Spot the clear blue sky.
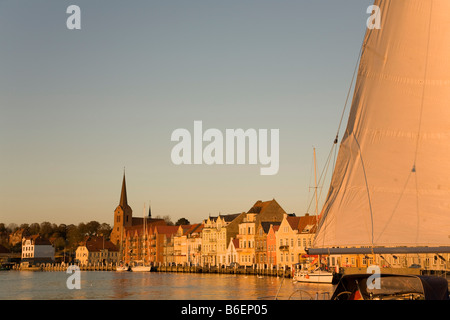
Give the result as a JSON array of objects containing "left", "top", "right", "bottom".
[{"left": 0, "top": 0, "right": 373, "bottom": 225}]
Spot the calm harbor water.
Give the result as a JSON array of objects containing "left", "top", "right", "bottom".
[{"left": 0, "top": 271, "right": 335, "bottom": 300}]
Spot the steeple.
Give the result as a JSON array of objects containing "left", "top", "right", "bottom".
[
  {"left": 148, "top": 200, "right": 152, "bottom": 218},
  {"left": 120, "top": 170, "right": 128, "bottom": 208}
]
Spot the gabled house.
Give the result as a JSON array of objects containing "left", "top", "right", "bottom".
[
  {"left": 236, "top": 199, "right": 286, "bottom": 267},
  {"left": 21, "top": 235, "right": 54, "bottom": 264},
  {"left": 267, "top": 224, "right": 280, "bottom": 267},
  {"left": 75, "top": 236, "right": 119, "bottom": 265},
  {"left": 226, "top": 237, "right": 240, "bottom": 266},
  {"left": 276, "top": 213, "right": 317, "bottom": 268},
  {"left": 255, "top": 221, "right": 281, "bottom": 268}
]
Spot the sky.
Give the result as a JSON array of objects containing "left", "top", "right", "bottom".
[{"left": 0, "top": 0, "right": 374, "bottom": 225}]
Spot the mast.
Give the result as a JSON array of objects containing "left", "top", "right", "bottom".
[{"left": 313, "top": 147, "right": 318, "bottom": 223}]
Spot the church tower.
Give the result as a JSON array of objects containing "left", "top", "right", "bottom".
[{"left": 110, "top": 172, "right": 133, "bottom": 245}]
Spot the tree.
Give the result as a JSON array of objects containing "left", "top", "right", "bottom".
[
  {"left": 98, "top": 223, "right": 112, "bottom": 239},
  {"left": 175, "top": 218, "right": 190, "bottom": 226},
  {"left": 40, "top": 222, "right": 53, "bottom": 238},
  {"left": 67, "top": 224, "right": 83, "bottom": 250},
  {"left": 85, "top": 221, "right": 100, "bottom": 236},
  {"left": 29, "top": 223, "right": 40, "bottom": 235},
  {"left": 156, "top": 215, "right": 174, "bottom": 226},
  {"left": 53, "top": 237, "right": 66, "bottom": 251},
  {"left": 6, "top": 223, "right": 18, "bottom": 233}
]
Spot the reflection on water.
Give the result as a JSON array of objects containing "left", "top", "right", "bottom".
[{"left": 0, "top": 271, "right": 336, "bottom": 300}]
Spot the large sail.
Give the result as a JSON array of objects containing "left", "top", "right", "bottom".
[{"left": 313, "top": 0, "right": 450, "bottom": 250}]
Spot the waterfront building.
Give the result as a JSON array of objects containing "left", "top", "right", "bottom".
[
  {"left": 236, "top": 199, "right": 286, "bottom": 267},
  {"left": 21, "top": 235, "right": 54, "bottom": 264},
  {"left": 186, "top": 224, "right": 203, "bottom": 266},
  {"left": 122, "top": 223, "right": 154, "bottom": 265},
  {"left": 173, "top": 224, "right": 195, "bottom": 265},
  {"left": 75, "top": 236, "right": 119, "bottom": 265},
  {"left": 255, "top": 221, "right": 280, "bottom": 269},
  {"left": 154, "top": 225, "right": 179, "bottom": 265},
  {"left": 266, "top": 224, "right": 279, "bottom": 267},
  {"left": 110, "top": 172, "right": 165, "bottom": 246},
  {"left": 226, "top": 237, "right": 239, "bottom": 265},
  {"left": 276, "top": 213, "right": 317, "bottom": 269},
  {"left": 216, "top": 213, "right": 245, "bottom": 267},
  {"left": 201, "top": 213, "right": 245, "bottom": 267}
]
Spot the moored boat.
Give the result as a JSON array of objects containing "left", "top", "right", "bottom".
[{"left": 131, "top": 260, "right": 151, "bottom": 272}]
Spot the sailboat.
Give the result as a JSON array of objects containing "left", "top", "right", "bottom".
[
  {"left": 293, "top": 148, "right": 334, "bottom": 284},
  {"left": 131, "top": 203, "right": 151, "bottom": 272},
  {"left": 116, "top": 228, "right": 130, "bottom": 272},
  {"left": 307, "top": 0, "right": 450, "bottom": 300}
]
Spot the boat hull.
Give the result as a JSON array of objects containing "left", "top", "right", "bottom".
[
  {"left": 131, "top": 266, "right": 151, "bottom": 272},
  {"left": 116, "top": 266, "right": 130, "bottom": 272},
  {"left": 293, "top": 272, "right": 334, "bottom": 284}
]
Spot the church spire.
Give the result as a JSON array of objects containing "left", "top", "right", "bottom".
[{"left": 120, "top": 169, "right": 128, "bottom": 208}]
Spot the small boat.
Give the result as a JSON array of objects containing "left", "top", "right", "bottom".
[
  {"left": 131, "top": 260, "right": 151, "bottom": 272},
  {"left": 293, "top": 267, "right": 334, "bottom": 284},
  {"left": 331, "top": 274, "right": 449, "bottom": 300},
  {"left": 116, "top": 262, "right": 130, "bottom": 272},
  {"left": 20, "top": 262, "right": 42, "bottom": 271}
]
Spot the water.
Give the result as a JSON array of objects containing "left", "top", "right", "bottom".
[{"left": 0, "top": 271, "right": 335, "bottom": 300}]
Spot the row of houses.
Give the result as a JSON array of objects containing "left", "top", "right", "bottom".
[{"left": 109, "top": 199, "right": 318, "bottom": 269}]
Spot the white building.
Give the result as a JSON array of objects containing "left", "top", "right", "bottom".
[
  {"left": 75, "top": 236, "right": 119, "bottom": 265},
  {"left": 21, "top": 235, "right": 55, "bottom": 264},
  {"left": 226, "top": 237, "right": 240, "bottom": 266}
]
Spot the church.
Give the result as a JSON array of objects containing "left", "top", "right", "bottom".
[{"left": 110, "top": 172, "right": 165, "bottom": 245}]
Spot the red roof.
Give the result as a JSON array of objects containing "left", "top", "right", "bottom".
[
  {"left": 287, "top": 216, "right": 301, "bottom": 231},
  {"left": 155, "top": 225, "right": 179, "bottom": 235},
  {"left": 81, "top": 236, "right": 118, "bottom": 252}
]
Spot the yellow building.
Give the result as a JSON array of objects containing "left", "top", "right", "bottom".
[
  {"left": 276, "top": 213, "right": 317, "bottom": 269},
  {"left": 201, "top": 213, "right": 245, "bottom": 266},
  {"left": 75, "top": 236, "right": 119, "bottom": 265},
  {"left": 236, "top": 199, "right": 286, "bottom": 267}
]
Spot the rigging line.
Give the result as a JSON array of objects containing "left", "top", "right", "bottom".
[
  {"left": 352, "top": 132, "right": 374, "bottom": 247},
  {"left": 334, "top": 23, "right": 369, "bottom": 145},
  {"left": 313, "top": 16, "right": 374, "bottom": 249},
  {"left": 413, "top": 0, "right": 433, "bottom": 244},
  {"left": 413, "top": 0, "right": 433, "bottom": 167}
]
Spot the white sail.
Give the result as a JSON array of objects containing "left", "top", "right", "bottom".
[{"left": 313, "top": 0, "right": 450, "bottom": 249}]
